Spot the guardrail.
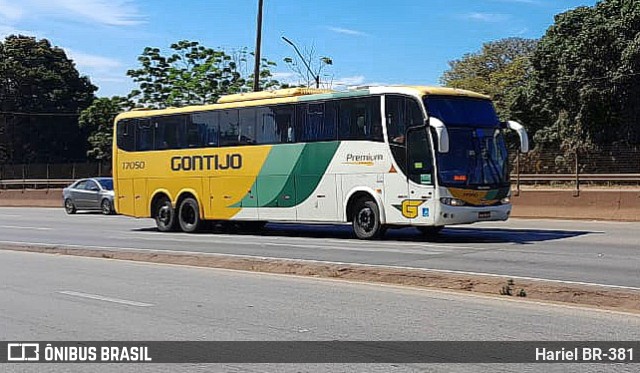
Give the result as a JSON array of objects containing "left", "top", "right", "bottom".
[
  {"left": 0, "top": 179, "right": 74, "bottom": 190},
  {"left": 2, "top": 174, "right": 640, "bottom": 194},
  {"left": 512, "top": 174, "right": 640, "bottom": 196}
]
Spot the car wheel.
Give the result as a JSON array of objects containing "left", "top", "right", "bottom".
[
  {"left": 352, "top": 199, "right": 385, "bottom": 240},
  {"left": 101, "top": 199, "right": 114, "bottom": 215},
  {"left": 64, "top": 199, "right": 77, "bottom": 214},
  {"left": 417, "top": 226, "right": 444, "bottom": 236},
  {"left": 178, "top": 197, "right": 202, "bottom": 233},
  {"left": 155, "top": 197, "right": 178, "bottom": 232}
]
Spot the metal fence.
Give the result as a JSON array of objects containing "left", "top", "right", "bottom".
[
  {"left": 1, "top": 145, "right": 639, "bottom": 192},
  {"left": 0, "top": 162, "right": 111, "bottom": 189},
  {"left": 510, "top": 145, "right": 640, "bottom": 194}
]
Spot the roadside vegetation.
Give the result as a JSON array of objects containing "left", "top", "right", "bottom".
[{"left": 0, "top": 0, "right": 638, "bottom": 165}]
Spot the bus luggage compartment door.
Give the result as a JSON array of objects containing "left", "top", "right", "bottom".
[{"left": 116, "top": 179, "right": 135, "bottom": 216}]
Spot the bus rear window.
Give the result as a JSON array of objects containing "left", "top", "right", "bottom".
[{"left": 116, "top": 120, "right": 135, "bottom": 151}]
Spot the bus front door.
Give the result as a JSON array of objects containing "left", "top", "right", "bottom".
[{"left": 406, "top": 128, "right": 436, "bottom": 227}]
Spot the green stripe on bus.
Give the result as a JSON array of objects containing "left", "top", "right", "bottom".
[{"left": 236, "top": 142, "right": 340, "bottom": 208}]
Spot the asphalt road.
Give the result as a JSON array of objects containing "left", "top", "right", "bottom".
[
  {"left": 0, "top": 207, "right": 638, "bottom": 288},
  {"left": 2, "top": 250, "right": 639, "bottom": 373}
]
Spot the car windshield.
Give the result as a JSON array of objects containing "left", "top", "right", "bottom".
[
  {"left": 97, "top": 179, "right": 113, "bottom": 190},
  {"left": 424, "top": 96, "right": 508, "bottom": 188}
]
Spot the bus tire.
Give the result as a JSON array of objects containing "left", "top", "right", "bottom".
[
  {"left": 155, "top": 196, "right": 178, "bottom": 232},
  {"left": 352, "top": 199, "right": 385, "bottom": 240},
  {"left": 178, "top": 197, "right": 202, "bottom": 233},
  {"left": 417, "top": 226, "right": 444, "bottom": 236}
]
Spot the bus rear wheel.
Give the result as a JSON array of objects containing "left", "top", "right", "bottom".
[
  {"left": 178, "top": 197, "right": 202, "bottom": 233},
  {"left": 155, "top": 197, "right": 178, "bottom": 232},
  {"left": 352, "top": 199, "right": 385, "bottom": 240}
]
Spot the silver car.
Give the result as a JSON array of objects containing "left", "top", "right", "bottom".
[{"left": 63, "top": 177, "right": 115, "bottom": 215}]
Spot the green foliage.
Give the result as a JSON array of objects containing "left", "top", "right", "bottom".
[
  {"left": 499, "top": 279, "right": 515, "bottom": 296},
  {"left": 0, "top": 35, "right": 96, "bottom": 163},
  {"left": 441, "top": 37, "right": 538, "bottom": 121},
  {"left": 79, "top": 96, "right": 132, "bottom": 161},
  {"left": 126, "top": 41, "right": 279, "bottom": 108},
  {"left": 513, "top": 0, "right": 640, "bottom": 151}
]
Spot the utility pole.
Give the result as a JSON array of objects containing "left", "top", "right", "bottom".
[
  {"left": 282, "top": 36, "right": 320, "bottom": 88},
  {"left": 253, "top": 0, "right": 264, "bottom": 92}
]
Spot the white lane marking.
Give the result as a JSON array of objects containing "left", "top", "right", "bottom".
[
  {"left": 1, "top": 240, "right": 639, "bottom": 292},
  {"left": 0, "top": 225, "right": 52, "bottom": 231},
  {"left": 57, "top": 291, "right": 153, "bottom": 307}
]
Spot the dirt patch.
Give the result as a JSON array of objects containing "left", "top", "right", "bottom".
[{"left": 2, "top": 244, "right": 638, "bottom": 314}]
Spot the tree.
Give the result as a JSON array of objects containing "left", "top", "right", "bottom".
[
  {"left": 282, "top": 42, "right": 333, "bottom": 88},
  {"left": 79, "top": 96, "right": 132, "bottom": 162},
  {"left": 441, "top": 37, "right": 537, "bottom": 121},
  {"left": 126, "top": 40, "right": 279, "bottom": 109},
  {"left": 0, "top": 35, "right": 96, "bottom": 163},
  {"left": 513, "top": 0, "right": 640, "bottom": 151}
]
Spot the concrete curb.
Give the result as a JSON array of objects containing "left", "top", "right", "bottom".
[{"left": 2, "top": 244, "right": 639, "bottom": 314}]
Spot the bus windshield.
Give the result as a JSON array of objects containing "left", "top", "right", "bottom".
[{"left": 424, "top": 96, "right": 509, "bottom": 188}]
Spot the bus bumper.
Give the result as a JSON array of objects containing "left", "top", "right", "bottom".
[{"left": 434, "top": 204, "right": 512, "bottom": 226}]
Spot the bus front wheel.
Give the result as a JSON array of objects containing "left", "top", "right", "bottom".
[
  {"left": 352, "top": 199, "right": 385, "bottom": 240},
  {"left": 178, "top": 197, "right": 202, "bottom": 233},
  {"left": 155, "top": 197, "right": 178, "bottom": 232}
]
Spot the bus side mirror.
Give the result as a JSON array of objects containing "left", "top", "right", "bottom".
[
  {"left": 506, "top": 120, "right": 529, "bottom": 153},
  {"left": 428, "top": 117, "right": 449, "bottom": 153}
]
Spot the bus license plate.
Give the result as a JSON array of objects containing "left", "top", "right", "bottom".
[{"left": 478, "top": 211, "right": 491, "bottom": 219}]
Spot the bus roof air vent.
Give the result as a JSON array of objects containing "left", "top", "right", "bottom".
[{"left": 218, "top": 88, "right": 334, "bottom": 104}]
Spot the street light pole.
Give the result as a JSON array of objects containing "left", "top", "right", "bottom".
[
  {"left": 282, "top": 36, "right": 320, "bottom": 88},
  {"left": 253, "top": 0, "right": 264, "bottom": 92}
]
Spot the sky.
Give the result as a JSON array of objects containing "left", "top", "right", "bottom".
[{"left": 0, "top": 0, "right": 599, "bottom": 97}]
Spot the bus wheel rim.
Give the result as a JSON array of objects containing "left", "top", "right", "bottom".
[
  {"left": 159, "top": 205, "right": 172, "bottom": 225},
  {"left": 357, "top": 208, "right": 374, "bottom": 232}
]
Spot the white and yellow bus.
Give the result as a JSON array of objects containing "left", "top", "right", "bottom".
[{"left": 112, "top": 86, "right": 528, "bottom": 239}]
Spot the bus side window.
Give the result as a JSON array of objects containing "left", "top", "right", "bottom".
[
  {"left": 322, "top": 101, "right": 338, "bottom": 141},
  {"left": 135, "top": 119, "right": 154, "bottom": 151},
  {"left": 386, "top": 95, "right": 423, "bottom": 144},
  {"left": 273, "top": 105, "right": 295, "bottom": 143},
  {"left": 257, "top": 107, "right": 277, "bottom": 144},
  {"left": 295, "top": 104, "right": 309, "bottom": 142},
  {"left": 190, "top": 111, "right": 218, "bottom": 147},
  {"left": 219, "top": 110, "right": 239, "bottom": 147},
  {"left": 238, "top": 108, "right": 257, "bottom": 145},
  {"left": 116, "top": 119, "right": 135, "bottom": 151},
  {"left": 338, "top": 97, "right": 382, "bottom": 141},
  {"left": 154, "top": 115, "right": 187, "bottom": 150},
  {"left": 296, "top": 103, "right": 336, "bottom": 142}
]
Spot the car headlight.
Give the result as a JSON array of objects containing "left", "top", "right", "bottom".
[
  {"left": 440, "top": 197, "right": 466, "bottom": 206},
  {"left": 501, "top": 197, "right": 511, "bottom": 205}
]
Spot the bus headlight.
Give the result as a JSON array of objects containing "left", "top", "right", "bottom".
[
  {"left": 501, "top": 197, "right": 511, "bottom": 205},
  {"left": 440, "top": 197, "right": 466, "bottom": 206}
]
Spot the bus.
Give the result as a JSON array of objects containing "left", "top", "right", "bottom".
[{"left": 112, "top": 86, "right": 529, "bottom": 239}]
